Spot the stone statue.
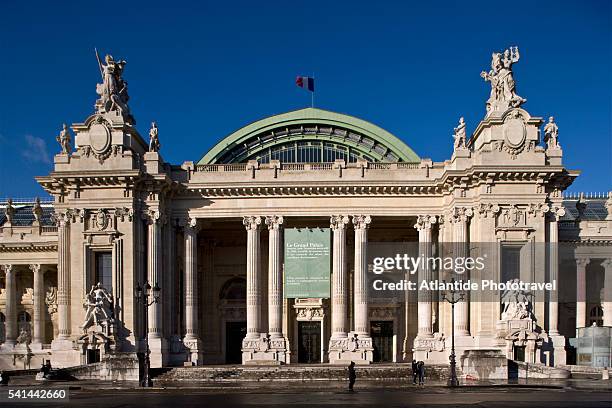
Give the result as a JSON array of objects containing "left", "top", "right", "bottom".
[
  {"left": 95, "top": 50, "right": 132, "bottom": 121},
  {"left": 148, "top": 122, "right": 160, "bottom": 152},
  {"left": 5, "top": 198, "right": 15, "bottom": 225},
  {"left": 56, "top": 124, "right": 72, "bottom": 155},
  {"left": 16, "top": 327, "right": 31, "bottom": 346},
  {"left": 81, "top": 282, "right": 114, "bottom": 332},
  {"left": 543, "top": 116, "right": 559, "bottom": 149},
  {"left": 32, "top": 197, "right": 42, "bottom": 224},
  {"left": 480, "top": 46, "right": 526, "bottom": 113},
  {"left": 500, "top": 278, "right": 533, "bottom": 320},
  {"left": 453, "top": 117, "right": 467, "bottom": 150}
]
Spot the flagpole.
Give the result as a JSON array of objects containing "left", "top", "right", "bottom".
[{"left": 312, "top": 73, "right": 315, "bottom": 108}]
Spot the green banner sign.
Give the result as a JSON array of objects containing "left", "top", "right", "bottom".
[{"left": 284, "top": 228, "right": 331, "bottom": 298}]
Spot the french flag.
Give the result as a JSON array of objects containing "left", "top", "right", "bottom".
[{"left": 295, "top": 76, "right": 315, "bottom": 92}]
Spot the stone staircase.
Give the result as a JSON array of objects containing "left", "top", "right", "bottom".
[{"left": 153, "top": 364, "right": 453, "bottom": 384}]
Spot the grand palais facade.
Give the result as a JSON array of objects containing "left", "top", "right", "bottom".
[{"left": 0, "top": 47, "right": 610, "bottom": 377}]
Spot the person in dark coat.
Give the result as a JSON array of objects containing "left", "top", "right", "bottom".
[
  {"left": 348, "top": 361, "right": 356, "bottom": 391},
  {"left": 417, "top": 360, "right": 425, "bottom": 385},
  {"left": 411, "top": 360, "right": 418, "bottom": 384}
]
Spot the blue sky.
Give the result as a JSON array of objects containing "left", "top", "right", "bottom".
[{"left": 0, "top": 0, "right": 610, "bottom": 198}]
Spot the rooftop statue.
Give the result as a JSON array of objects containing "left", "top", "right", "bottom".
[
  {"left": 149, "top": 122, "right": 160, "bottom": 152},
  {"left": 95, "top": 49, "right": 133, "bottom": 122},
  {"left": 453, "top": 117, "right": 467, "bottom": 150},
  {"left": 543, "top": 116, "right": 560, "bottom": 149},
  {"left": 480, "top": 46, "right": 526, "bottom": 114},
  {"left": 56, "top": 123, "right": 72, "bottom": 155}
]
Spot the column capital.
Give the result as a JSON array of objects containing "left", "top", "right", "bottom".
[
  {"left": 243, "top": 215, "right": 262, "bottom": 231},
  {"left": 547, "top": 206, "right": 566, "bottom": 221},
  {"left": 265, "top": 215, "right": 284, "bottom": 230},
  {"left": 352, "top": 215, "right": 372, "bottom": 230},
  {"left": 51, "top": 208, "right": 80, "bottom": 227},
  {"left": 1, "top": 264, "right": 13, "bottom": 275},
  {"left": 145, "top": 209, "right": 166, "bottom": 225},
  {"left": 449, "top": 207, "right": 473, "bottom": 223},
  {"left": 476, "top": 203, "right": 500, "bottom": 219},
  {"left": 414, "top": 215, "right": 437, "bottom": 230},
  {"left": 601, "top": 258, "right": 612, "bottom": 270},
  {"left": 29, "top": 264, "right": 44, "bottom": 274},
  {"left": 576, "top": 257, "right": 591, "bottom": 268},
  {"left": 330, "top": 215, "right": 349, "bottom": 230}
]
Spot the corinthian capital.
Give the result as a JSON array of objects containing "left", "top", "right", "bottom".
[
  {"left": 548, "top": 206, "right": 566, "bottom": 221},
  {"left": 1, "top": 264, "right": 13, "bottom": 275},
  {"left": 450, "top": 207, "right": 473, "bottom": 223},
  {"left": 145, "top": 209, "right": 166, "bottom": 225},
  {"left": 330, "top": 215, "right": 349, "bottom": 230},
  {"left": 576, "top": 258, "right": 590, "bottom": 268},
  {"left": 243, "top": 216, "right": 262, "bottom": 231},
  {"left": 265, "top": 215, "right": 284, "bottom": 230},
  {"left": 352, "top": 215, "right": 372, "bottom": 230},
  {"left": 414, "top": 215, "right": 436, "bottom": 230},
  {"left": 29, "top": 264, "right": 43, "bottom": 274}
]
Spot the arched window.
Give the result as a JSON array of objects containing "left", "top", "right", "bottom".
[
  {"left": 219, "top": 277, "right": 246, "bottom": 300},
  {"left": 589, "top": 305, "right": 603, "bottom": 327}
]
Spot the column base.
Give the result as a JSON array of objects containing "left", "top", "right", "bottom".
[
  {"left": 548, "top": 334, "right": 567, "bottom": 366},
  {"left": 182, "top": 336, "right": 203, "bottom": 366},
  {"left": 50, "top": 337, "right": 80, "bottom": 368},
  {"left": 242, "top": 334, "right": 289, "bottom": 365},
  {"left": 328, "top": 332, "right": 373, "bottom": 364},
  {"left": 147, "top": 336, "right": 168, "bottom": 368}
]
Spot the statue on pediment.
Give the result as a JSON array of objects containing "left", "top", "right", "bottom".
[
  {"left": 148, "top": 122, "right": 160, "bottom": 152},
  {"left": 543, "top": 116, "right": 560, "bottom": 149},
  {"left": 95, "top": 49, "right": 132, "bottom": 122},
  {"left": 56, "top": 124, "right": 72, "bottom": 155},
  {"left": 453, "top": 117, "right": 467, "bottom": 150},
  {"left": 481, "top": 46, "right": 526, "bottom": 113}
]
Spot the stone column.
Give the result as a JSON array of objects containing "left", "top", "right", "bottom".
[
  {"left": 575, "top": 257, "right": 590, "bottom": 329},
  {"left": 183, "top": 218, "right": 203, "bottom": 364},
  {"left": 330, "top": 215, "right": 349, "bottom": 339},
  {"left": 146, "top": 209, "right": 167, "bottom": 367},
  {"left": 415, "top": 215, "right": 436, "bottom": 338},
  {"left": 146, "top": 210, "right": 164, "bottom": 340},
  {"left": 353, "top": 215, "right": 371, "bottom": 336},
  {"left": 30, "top": 264, "right": 45, "bottom": 347},
  {"left": 1, "top": 265, "right": 16, "bottom": 346},
  {"left": 56, "top": 212, "right": 71, "bottom": 340},
  {"left": 243, "top": 216, "right": 262, "bottom": 340},
  {"left": 548, "top": 208, "right": 564, "bottom": 335},
  {"left": 602, "top": 258, "right": 612, "bottom": 327},
  {"left": 451, "top": 207, "right": 472, "bottom": 337},
  {"left": 265, "top": 216, "right": 284, "bottom": 338}
]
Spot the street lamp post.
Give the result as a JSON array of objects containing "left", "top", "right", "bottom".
[
  {"left": 441, "top": 278, "right": 464, "bottom": 388},
  {"left": 135, "top": 282, "right": 160, "bottom": 388}
]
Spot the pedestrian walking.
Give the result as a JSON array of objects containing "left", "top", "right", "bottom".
[
  {"left": 418, "top": 360, "right": 425, "bottom": 385},
  {"left": 348, "top": 361, "right": 356, "bottom": 391},
  {"left": 411, "top": 359, "right": 418, "bottom": 384}
]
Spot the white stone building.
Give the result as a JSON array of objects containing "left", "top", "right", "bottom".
[{"left": 0, "top": 48, "right": 610, "bottom": 374}]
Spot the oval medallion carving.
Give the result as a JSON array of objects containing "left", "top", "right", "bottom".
[
  {"left": 504, "top": 117, "right": 526, "bottom": 148},
  {"left": 89, "top": 123, "right": 111, "bottom": 154}
]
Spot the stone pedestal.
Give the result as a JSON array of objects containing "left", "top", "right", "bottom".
[
  {"left": 328, "top": 333, "right": 373, "bottom": 364},
  {"left": 242, "top": 334, "right": 290, "bottom": 365}
]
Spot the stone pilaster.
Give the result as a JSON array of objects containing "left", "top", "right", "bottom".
[
  {"left": 1, "top": 265, "right": 16, "bottom": 347},
  {"left": 602, "top": 259, "right": 612, "bottom": 327},
  {"left": 146, "top": 209, "right": 167, "bottom": 367},
  {"left": 547, "top": 207, "right": 567, "bottom": 365},
  {"left": 30, "top": 264, "right": 45, "bottom": 348},
  {"left": 575, "top": 257, "right": 590, "bottom": 330},
  {"left": 56, "top": 213, "right": 71, "bottom": 340},
  {"left": 450, "top": 207, "right": 473, "bottom": 336},
  {"left": 183, "top": 217, "right": 203, "bottom": 365}
]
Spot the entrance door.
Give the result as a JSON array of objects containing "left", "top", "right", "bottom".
[
  {"left": 371, "top": 321, "right": 393, "bottom": 362},
  {"left": 226, "top": 321, "right": 247, "bottom": 364},
  {"left": 298, "top": 321, "right": 321, "bottom": 363}
]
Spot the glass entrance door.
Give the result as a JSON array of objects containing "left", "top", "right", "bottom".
[
  {"left": 226, "top": 321, "right": 247, "bottom": 364},
  {"left": 298, "top": 321, "right": 321, "bottom": 363},
  {"left": 370, "top": 321, "right": 393, "bottom": 362}
]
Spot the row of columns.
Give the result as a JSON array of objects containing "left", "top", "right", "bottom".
[
  {"left": 575, "top": 257, "right": 612, "bottom": 329},
  {"left": 0, "top": 263, "right": 49, "bottom": 348}
]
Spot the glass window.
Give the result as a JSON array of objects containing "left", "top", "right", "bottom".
[
  {"left": 95, "top": 252, "right": 113, "bottom": 292},
  {"left": 501, "top": 245, "right": 521, "bottom": 282}
]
